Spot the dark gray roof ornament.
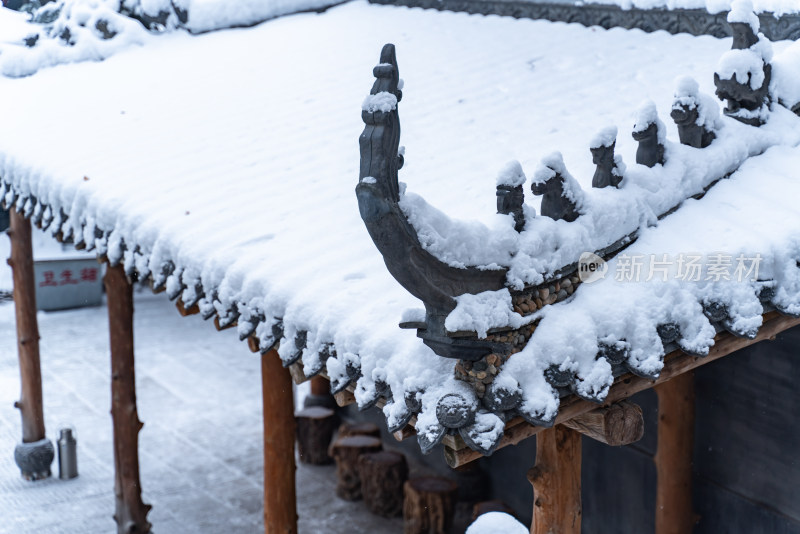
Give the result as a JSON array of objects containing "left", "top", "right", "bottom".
[
  {"left": 530, "top": 152, "right": 582, "bottom": 222},
  {"left": 713, "top": 3, "right": 773, "bottom": 126},
  {"left": 496, "top": 161, "right": 526, "bottom": 232},
  {"left": 356, "top": 44, "right": 508, "bottom": 360},
  {"left": 632, "top": 100, "right": 666, "bottom": 167},
  {"left": 590, "top": 126, "right": 624, "bottom": 188},
  {"left": 671, "top": 76, "right": 719, "bottom": 148}
]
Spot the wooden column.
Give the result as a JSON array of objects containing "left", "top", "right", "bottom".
[
  {"left": 9, "top": 209, "right": 46, "bottom": 445},
  {"left": 527, "top": 425, "right": 582, "bottom": 534},
  {"left": 9, "top": 208, "right": 55, "bottom": 481},
  {"left": 106, "top": 264, "right": 151, "bottom": 534},
  {"left": 654, "top": 372, "right": 695, "bottom": 534},
  {"left": 262, "top": 349, "right": 298, "bottom": 534},
  {"left": 310, "top": 376, "right": 328, "bottom": 396}
]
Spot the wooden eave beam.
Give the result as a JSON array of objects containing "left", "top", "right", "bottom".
[{"left": 562, "top": 400, "right": 643, "bottom": 446}]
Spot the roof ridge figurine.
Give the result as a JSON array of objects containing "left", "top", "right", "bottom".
[{"left": 713, "top": 0, "right": 773, "bottom": 126}]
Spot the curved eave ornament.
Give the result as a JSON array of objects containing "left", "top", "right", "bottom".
[{"left": 356, "top": 44, "right": 507, "bottom": 360}]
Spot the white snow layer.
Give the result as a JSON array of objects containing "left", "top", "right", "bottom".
[
  {"left": 466, "top": 512, "right": 528, "bottom": 534},
  {"left": 181, "top": 0, "right": 340, "bottom": 33},
  {"left": 727, "top": 0, "right": 761, "bottom": 28},
  {"left": 590, "top": 125, "right": 618, "bottom": 149},
  {"left": 771, "top": 39, "right": 800, "bottom": 111},
  {"left": 445, "top": 289, "right": 533, "bottom": 338},
  {"left": 496, "top": 160, "right": 526, "bottom": 187},
  {"left": 1, "top": 1, "right": 800, "bottom": 451},
  {"left": 0, "top": 0, "right": 339, "bottom": 77}
]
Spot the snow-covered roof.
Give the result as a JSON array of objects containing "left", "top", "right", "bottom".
[{"left": 2, "top": 0, "right": 800, "bottom": 456}]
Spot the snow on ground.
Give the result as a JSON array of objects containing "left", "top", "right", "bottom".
[
  {"left": 0, "top": 293, "right": 402, "bottom": 534},
  {"left": 466, "top": 511, "right": 528, "bottom": 534},
  {"left": 1, "top": 1, "right": 799, "bottom": 452}
]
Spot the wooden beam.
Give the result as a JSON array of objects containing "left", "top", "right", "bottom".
[
  {"left": 654, "top": 371, "right": 695, "bottom": 534},
  {"left": 261, "top": 349, "right": 298, "bottom": 534},
  {"left": 213, "top": 315, "right": 237, "bottom": 331},
  {"left": 105, "top": 264, "right": 151, "bottom": 534},
  {"left": 8, "top": 208, "right": 54, "bottom": 481},
  {"left": 175, "top": 298, "right": 199, "bottom": 317},
  {"left": 334, "top": 388, "right": 356, "bottom": 408},
  {"left": 562, "top": 400, "right": 643, "bottom": 446},
  {"left": 444, "top": 311, "right": 800, "bottom": 467},
  {"left": 528, "top": 425, "right": 582, "bottom": 534},
  {"left": 8, "top": 209, "right": 46, "bottom": 444},
  {"left": 393, "top": 424, "right": 416, "bottom": 442},
  {"left": 288, "top": 362, "right": 309, "bottom": 385}
]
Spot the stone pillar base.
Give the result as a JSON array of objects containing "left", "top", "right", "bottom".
[{"left": 14, "top": 438, "right": 54, "bottom": 481}]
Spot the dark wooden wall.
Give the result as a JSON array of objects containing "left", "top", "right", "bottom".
[{"left": 581, "top": 324, "right": 800, "bottom": 533}]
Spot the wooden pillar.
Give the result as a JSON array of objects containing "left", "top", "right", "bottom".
[
  {"left": 262, "top": 349, "right": 298, "bottom": 534},
  {"left": 310, "top": 376, "right": 328, "bottom": 396},
  {"left": 8, "top": 208, "right": 54, "bottom": 480},
  {"left": 527, "top": 425, "right": 582, "bottom": 534},
  {"left": 105, "top": 264, "right": 151, "bottom": 534},
  {"left": 9, "top": 208, "right": 45, "bottom": 443},
  {"left": 654, "top": 372, "right": 695, "bottom": 534}
]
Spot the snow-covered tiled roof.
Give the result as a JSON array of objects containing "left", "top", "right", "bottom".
[{"left": 2, "top": 0, "right": 800, "bottom": 455}]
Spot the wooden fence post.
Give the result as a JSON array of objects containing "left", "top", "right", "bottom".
[
  {"left": 105, "top": 264, "right": 152, "bottom": 534},
  {"left": 528, "top": 425, "right": 582, "bottom": 534},
  {"left": 262, "top": 349, "right": 298, "bottom": 534},
  {"left": 8, "top": 208, "right": 54, "bottom": 480},
  {"left": 654, "top": 372, "right": 695, "bottom": 534}
]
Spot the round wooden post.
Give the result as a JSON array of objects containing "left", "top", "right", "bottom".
[
  {"left": 8, "top": 208, "right": 54, "bottom": 480},
  {"left": 331, "top": 435, "right": 383, "bottom": 500},
  {"left": 359, "top": 451, "right": 408, "bottom": 517},
  {"left": 403, "top": 476, "right": 458, "bottom": 534},
  {"left": 527, "top": 425, "right": 582, "bottom": 534},
  {"left": 295, "top": 406, "right": 336, "bottom": 465},
  {"left": 106, "top": 264, "right": 151, "bottom": 534},
  {"left": 654, "top": 372, "right": 695, "bottom": 534},
  {"left": 262, "top": 349, "right": 298, "bottom": 534}
]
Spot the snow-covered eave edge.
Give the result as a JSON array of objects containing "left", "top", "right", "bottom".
[
  {"left": 438, "top": 308, "right": 800, "bottom": 466},
  {"left": 0, "top": 172, "right": 366, "bottom": 396}
]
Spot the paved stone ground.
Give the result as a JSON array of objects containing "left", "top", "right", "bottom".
[{"left": 0, "top": 291, "right": 403, "bottom": 533}]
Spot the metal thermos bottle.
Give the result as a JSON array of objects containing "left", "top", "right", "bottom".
[{"left": 58, "top": 428, "right": 78, "bottom": 480}]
